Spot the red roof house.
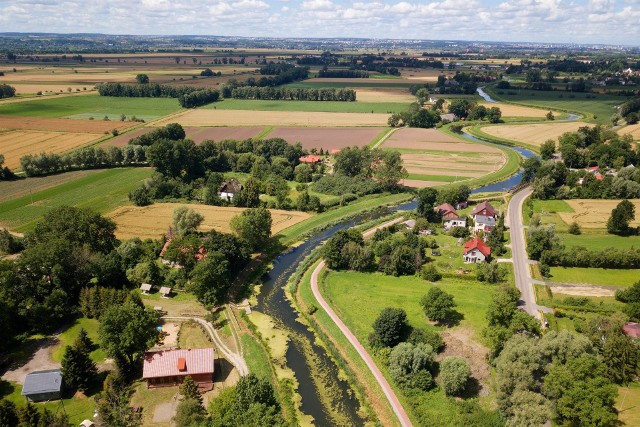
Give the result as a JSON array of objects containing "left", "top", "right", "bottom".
[
  {"left": 463, "top": 237, "right": 491, "bottom": 263},
  {"left": 471, "top": 201, "right": 497, "bottom": 219},
  {"left": 299, "top": 155, "right": 322, "bottom": 164},
  {"left": 143, "top": 348, "right": 215, "bottom": 390},
  {"left": 623, "top": 322, "right": 640, "bottom": 338},
  {"left": 588, "top": 166, "right": 600, "bottom": 172},
  {"left": 436, "top": 203, "right": 459, "bottom": 220}
]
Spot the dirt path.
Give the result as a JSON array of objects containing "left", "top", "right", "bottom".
[
  {"left": 1, "top": 337, "right": 60, "bottom": 384},
  {"left": 436, "top": 328, "right": 491, "bottom": 396}
]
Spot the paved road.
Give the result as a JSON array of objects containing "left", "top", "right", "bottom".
[
  {"left": 506, "top": 187, "right": 552, "bottom": 321},
  {"left": 310, "top": 217, "right": 412, "bottom": 427}
]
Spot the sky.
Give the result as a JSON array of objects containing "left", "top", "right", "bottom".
[{"left": 0, "top": 0, "right": 639, "bottom": 46}]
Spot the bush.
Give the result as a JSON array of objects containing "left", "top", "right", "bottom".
[
  {"left": 420, "top": 263, "right": 442, "bottom": 282},
  {"left": 568, "top": 222, "right": 581, "bottom": 235},
  {"left": 368, "top": 307, "right": 408, "bottom": 348},
  {"left": 312, "top": 174, "right": 380, "bottom": 196},
  {"left": 420, "top": 287, "right": 456, "bottom": 323},
  {"left": 439, "top": 357, "right": 471, "bottom": 396},
  {"left": 408, "top": 328, "right": 444, "bottom": 352},
  {"left": 449, "top": 226, "right": 470, "bottom": 238}
]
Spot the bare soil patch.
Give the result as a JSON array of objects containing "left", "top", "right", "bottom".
[
  {"left": 108, "top": 203, "right": 311, "bottom": 240},
  {"left": 559, "top": 199, "right": 640, "bottom": 228},
  {"left": 268, "top": 127, "right": 383, "bottom": 150},
  {"left": 549, "top": 284, "right": 615, "bottom": 297},
  {"left": 482, "top": 122, "right": 591, "bottom": 146},
  {"left": 0, "top": 115, "right": 135, "bottom": 133},
  {"left": 383, "top": 127, "right": 500, "bottom": 153},
  {"left": 156, "top": 109, "right": 390, "bottom": 127},
  {"left": 102, "top": 126, "right": 264, "bottom": 147}
]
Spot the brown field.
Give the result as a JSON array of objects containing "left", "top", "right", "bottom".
[
  {"left": 155, "top": 109, "right": 390, "bottom": 127},
  {"left": 102, "top": 126, "right": 265, "bottom": 147},
  {"left": 267, "top": 127, "right": 383, "bottom": 150},
  {"left": 399, "top": 179, "right": 448, "bottom": 188},
  {"left": 619, "top": 123, "right": 640, "bottom": 140},
  {"left": 0, "top": 115, "right": 135, "bottom": 133},
  {"left": 354, "top": 88, "right": 414, "bottom": 103},
  {"left": 481, "top": 122, "right": 591, "bottom": 146},
  {"left": 402, "top": 153, "right": 503, "bottom": 178},
  {"left": 558, "top": 199, "right": 640, "bottom": 229},
  {"left": 0, "top": 130, "right": 103, "bottom": 169},
  {"left": 383, "top": 127, "right": 500, "bottom": 153},
  {"left": 8, "top": 84, "right": 96, "bottom": 95},
  {"left": 108, "top": 203, "right": 311, "bottom": 240},
  {"left": 478, "top": 102, "right": 555, "bottom": 118}
]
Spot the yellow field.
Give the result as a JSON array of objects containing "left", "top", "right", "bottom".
[
  {"left": 619, "top": 123, "right": 640, "bottom": 140},
  {"left": 558, "top": 199, "right": 640, "bottom": 229},
  {"left": 481, "top": 122, "right": 591, "bottom": 146},
  {"left": 108, "top": 203, "right": 311, "bottom": 240},
  {"left": 0, "top": 130, "right": 103, "bottom": 169},
  {"left": 155, "top": 109, "right": 390, "bottom": 127},
  {"left": 402, "top": 152, "right": 504, "bottom": 178},
  {"left": 354, "top": 88, "right": 414, "bottom": 103},
  {"left": 478, "top": 102, "right": 555, "bottom": 118}
]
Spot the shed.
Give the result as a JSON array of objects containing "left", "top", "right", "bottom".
[
  {"left": 21, "top": 369, "right": 63, "bottom": 402},
  {"left": 80, "top": 420, "right": 95, "bottom": 427},
  {"left": 159, "top": 287, "right": 172, "bottom": 298},
  {"left": 140, "top": 283, "right": 153, "bottom": 295}
]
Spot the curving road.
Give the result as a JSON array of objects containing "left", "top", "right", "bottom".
[
  {"left": 506, "top": 187, "right": 552, "bottom": 321},
  {"left": 311, "top": 217, "right": 413, "bottom": 427}
]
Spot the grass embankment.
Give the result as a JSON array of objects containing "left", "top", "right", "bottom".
[
  {"left": 0, "top": 168, "right": 153, "bottom": 231},
  {"left": 0, "top": 95, "right": 182, "bottom": 121},
  {"left": 483, "top": 86, "right": 624, "bottom": 124},
  {"left": 51, "top": 318, "right": 106, "bottom": 363},
  {"left": 466, "top": 124, "right": 540, "bottom": 153},
  {"left": 205, "top": 98, "right": 408, "bottom": 114}
]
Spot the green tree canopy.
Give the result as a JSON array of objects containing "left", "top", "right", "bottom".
[
  {"left": 439, "top": 357, "right": 471, "bottom": 396},
  {"left": 369, "top": 307, "right": 408, "bottom": 348},
  {"left": 420, "top": 287, "right": 456, "bottom": 323},
  {"left": 230, "top": 206, "right": 272, "bottom": 252},
  {"left": 172, "top": 206, "right": 205, "bottom": 237}
]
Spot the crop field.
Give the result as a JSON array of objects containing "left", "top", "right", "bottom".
[
  {"left": 0, "top": 168, "right": 153, "bottom": 231},
  {"left": 286, "top": 81, "right": 417, "bottom": 89},
  {"left": 383, "top": 127, "right": 499, "bottom": 152},
  {"left": 619, "top": 123, "right": 640, "bottom": 140},
  {"left": 0, "top": 130, "right": 103, "bottom": 169},
  {"left": 103, "top": 126, "right": 265, "bottom": 147},
  {"left": 0, "top": 95, "right": 182, "bottom": 121},
  {"left": 267, "top": 127, "right": 384, "bottom": 150},
  {"left": 557, "top": 199, "right": 640, "bottom": 228},
  {"left": 481, "top": 121, "right": 590, "bottom": 146},
  {"left": 206, "top": 99, "right": 408, "bottom": 114},
  {"left": 0, "top": 170, "right": 103, "bottom": 202},
  {"left": 478, "top": 102, "right": 554, "bottom": 118},
  {"left": 352, "top": 88, "right": 415, "bottom": 103},
  {"left": 402, "top": 153, "right": 504, "bottom": 179},
  {"left": 108, "top": 203, "right": 311, "bottom": 240},
  {"left": 0, "top": 115, "right": 136, "bottom": 133},
  {"left": 548, "top": 267, "right": 639, "bottom": 288},
  {"left": 156, "top": 109, "right": 390, "bottom": 127}
]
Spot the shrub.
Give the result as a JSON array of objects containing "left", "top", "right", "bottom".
[
  {"left": 420, "top": 263, "right": 442, "bottom": 282},
  {"left": 368, "top": 307, "right": 409, "bottom": 348},
  {"left": 568, "top": 222, "right": 581, "bottom": 235},
  {"left": 439, "top": 357, "right": 471, "bottom": 396}
]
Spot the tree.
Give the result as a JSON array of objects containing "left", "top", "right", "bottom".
[
  {"left": 486, "top": 106, "right": 502, "bottom": 123},
  {"left": 607, "top": 199, "right": 636, "bottom": 236},
  {"left": 370, "top": 150, "right": 407, "bottom": 190},
  {"left": 602, "top": 333, "right": 639, "bottom": 385},
  {"left": 233, "top": 177, "right": 261, "bottom": 208},
  {"left": 568, "top": 222, "right": 581, "bottom": 235},
  {"left": 129, "top": 186, "right": 152, "bottom": 207},
  {"left": 388, "top": 342, "right": 435, "bottom": 390},
  {"left": 99, "top": 303, "right": 159, "bottom": 372},
  {"left": 526, "top": 225, "right": 559, "bottom": 260},
  {"left": 0, "top": 400, "right": 18, "bottom": 427},
  {"left": 383, "top": 245, "right": 418, "bottom": 276},
  {"left": 17, "top": 402, "right": 40, "bottom": 426},
  {"left": 61, "top": 335, "right": 98, "bottom": 391},
  {"left": 476, "top": 261, "right": 507, "bottom": 283},
  {"left": 322, "top": 229, "right": 363, "bottom": 270},
  {"left": 189, "top": 253, "right": 230, "bottom": 307},
  {"left": 420, "top": 287, "right": 456, "bottom": 323},
  {"left": 174, "top": 398, "right": 207, "bottom": 427},
  {"left": 415, "top": 88, "right": 429, "bottom": 105},
  {"left": 416, "top": 187, "right": 440, "bottom": 221},
  {"left": 230, "top": 207, "right": 272, "bottom": 252},
  {"left": 135, "top": 74, "right": 149, "bottom": 84},
  {"left": 546, "top": 111, "right": 555, "bottom": 120},
  {"left": 616, "top": 281, "right": 640, "bottom": 303},
  {"left": 173, "top": 206, "right": 204, "bottom": 237},
  {"left": 420, "top": 263, "right": 442, "bottom": 282},
  {"left": 180, "top": 376, "right": 203, "bottom": 406},
  {"left": 448, "top": 99, "right": 474, "bottom": 119},
  {"left": 439, "top": 357, "right": 471, "bottom": 396},
  {"left": 369, "top": 307, "right": 408, "bottom": 348},
  {"left": 96, "top": 372, "right": 141, "bottom": 427},
  {"left": 540, "top": 140, "right": 556, "bottom": 160}
]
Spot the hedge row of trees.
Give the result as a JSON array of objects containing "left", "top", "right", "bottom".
[
  {"left": 179, "top": 88, "right": 220, "bottom": 108},
  {"left": 0, "top": 154, "right": 14, "bottom": 180},
  {"left": 230, "top": 86, "right": 356, "bottom": 101},
  {"left": 317, "top": 68, "right": 369, "bottom": 78},
  {"left": 96, "top": 82, "right": 199, "bottom": 98}
]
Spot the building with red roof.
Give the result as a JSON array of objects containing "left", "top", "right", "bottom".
[
  {"left": 143, "top": 348, "right": 215, "bottom": 390},
  {"left": 471, "top": 201, "right": 497, "bottom": 219},
  {"left": 435, "top": 203, "right": 459, "bottom": 220},
  {"left": 463, "top": 237, "right": 491, "bottom": 263},
  {"left": 299, "top": 155, "right": 322, "bottom": 164},
  {"left": 623, "top": 322, "right": 640, "bottom": 339}
]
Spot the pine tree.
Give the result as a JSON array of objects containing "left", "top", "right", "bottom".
[
  {"left": 76, "top": 328, "right": 94, "bottom": 354},
  {"left": 61, "top": 337, "right": 98, "bottom": 391},
  {"left": 17, "top": 402, "right": 40, "bottom": 427},
  {"left": 180, "top": 376, "right": 203, "bottom": 406},
  {"left": 0, "top": 399, "right": 18, "bottom": 427}
]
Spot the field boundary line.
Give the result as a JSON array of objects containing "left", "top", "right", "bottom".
[{"left": 371, "top": 127, "right": 400, "bottom": 149}]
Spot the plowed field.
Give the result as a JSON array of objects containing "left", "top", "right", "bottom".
[
  {"left": 103, "top": 126, "right": 265, "bottom": 147},
  {"left": 481, "top": 122, "right": 590, "bottom": 146},
  {"left": 267, "top": 127, "right": 383, "bottom": 150}
]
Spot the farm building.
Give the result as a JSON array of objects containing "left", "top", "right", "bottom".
[
  {"left": 463, "top": 237, "right": 491, "bottom": 263},
  {"left": 299, "top": 155, "right": 322, "bottom": 164},
  {"left": 623, "top": 322, "right": 640, "bottom": 338},
  {"left": 21, "top": 369, "right": 63, "bottom": 402},
  {"left": 401, "top": 219, "right": 416, "bottom": 230},
  {"left": 140, "top": 283, "right": 153, "bottom": 294},
  {"left": 219, "top": 179, "right": 243, "bottom": 201},
  {"left": 444, "top": 218, "right": 466, "bottom": 230},
  {"left": 143, "top": 348, "right": 215, "bottom": 390},
  {"left": 435, "top": 203, "right": 459, "bottom": 220}
]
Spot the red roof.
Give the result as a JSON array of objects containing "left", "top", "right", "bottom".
[
  {"left": 595, "top": 173, "right": 604, "bottom": 181},
  {"left": 143, "top": 348, "right": 215, "bottom": 379},
  {"left": 623, "top": 322, "right": 640, "bottom": 338},
  {"left": 471, "top": 201, "right": 497, "bottom": 217},
  {"left": 588, "top": 166, "right": 600, "bottom": 171},
  {"left": 463, "top": 237, "right": 491, "bottom": 257},
  {"left": 299, "top": 155, "right": 322, "bottom": 163}
]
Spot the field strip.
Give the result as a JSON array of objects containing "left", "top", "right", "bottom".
[{"left": 371, "top": 127, "right": 399, "bottom": 149}]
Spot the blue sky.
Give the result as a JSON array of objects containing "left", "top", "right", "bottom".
[{"left": 0, "top": 0, "right": 638, "bottom": 45}]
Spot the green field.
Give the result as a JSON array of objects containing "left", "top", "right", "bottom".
[
  {"left": 0, "top": 168, "right": 153, "bottom": 231},
  {"left": 51, "top": 318, "right": 106, "bottom": 363},
  {"left": 548, "top": 266, "right": 639, "bottom": 287},
  {"left": 406, "top": 173, "right": 463, "bottom": 183},
  {"left": 485, "top": 87, "right": 624, "bottom": 124},
  {"left": 0, "top": 95, "right": 181, "bottom": 120},
  {"left": 207, "top": 98, "right": 408, "bottom": 113},
  {"left": 240, "top": 333, "right": 274, "bottom": 380}
]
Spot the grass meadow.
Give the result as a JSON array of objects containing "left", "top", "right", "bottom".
[
  {"left": 205, "top": 98, "right": 408, "bottom": 113},
  {"left": 51, "top": 317, "right": 106, "bottom": 363},
  {"left": 547, "top": 267, "right": 639, "bottom": 287}
]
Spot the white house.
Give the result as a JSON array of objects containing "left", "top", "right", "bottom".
[
  {"left": 473, "top": 215, "right": 496, "bottom": 234},
  {"left": 444, "top": 218, "right": 466, "bottom": 230},
  {"left": 219, "top": 179, "right": 243, "bottom": 201},
  {"left": 463, "top": 237, "right": 491, "bottom": 263}
]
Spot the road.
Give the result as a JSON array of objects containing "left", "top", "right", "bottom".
[
  {"left": 506, "top": 187, "right": 552, "bottom": 321},
  {"left": 310, "top": 217, "right": 413, "bottom": 427}
]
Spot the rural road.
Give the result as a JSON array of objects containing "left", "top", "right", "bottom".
[
  {"left": 163, "top": 316, "right": 249, "bottom": 377},
  {"left": 506, "top": 187, "right": 552, "bottom": 321},
  {"left": 311, "top": 217, "right": 413, "bottom": 427}
]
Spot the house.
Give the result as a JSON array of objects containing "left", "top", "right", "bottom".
[
  {"left": 21, "top": 369, "right": 63, "bottom": 402},
  {"left": 143, "top": 348, "right": 215, "bottom": 390},
  {"left": 440, "top": 113, "right": 456, "bottom": 122},
  {"left": 444, "top": 218, "right": 466, "bottom": 230},
  {"left": 140, "top": 283, "right": 153, "bottom": 295},
  {"left": 219, "top": 179, "right": 243, "bottom": 201},
  {"left": 623, "top": 322, "right": 640, "bottom": 338},
  {"left": 455, "top": 201, "right": 468, "bottom": 210},
  {"left": 473, "top": 215, "right": 497, "bottom": 234},
  {"left": 595, "top": 173, "right": 604, "bottom": 181},
  {"left": 435, "top": 203, "right": 459, "bottom": 220},
  {"left": 159, "top": 287, "right": 172, "bottom": 298},
  {"left": 471, "top": 201, "right": 497, "bottom": 219},
  {"left": 587, "top": 166, "right": 600, "bottom": 174},
  {"left": 299, "top": 155, "right": 322, "bottom": 164},
  {"left": 463, "top": 237, "right": 491, "bottom": 263}
]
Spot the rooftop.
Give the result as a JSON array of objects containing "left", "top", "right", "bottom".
[
  {"left": 21, "top": 369, "right": 63, "bottom": 396},
  {"left": 463, "top": 237, "right": 491, "bottom": 257},
  {"left": 143, "top": 348, "right": 215, "bottom": 379}
]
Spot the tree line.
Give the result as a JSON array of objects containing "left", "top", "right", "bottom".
[
  {"left": 96, "top": 83, "right": 221, "bottom": 108},
  {"left": 230, "top": 86, "right": 356, "bottom": 101},
  {"left": 317, "top": 68, "right": 369, "bottom": 78}
]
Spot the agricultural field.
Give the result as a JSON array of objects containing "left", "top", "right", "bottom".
[
  {"left": 0, "top": 130, "right": 104, "bottom": 169},
  {"left": 382, "top": 128, "right": 506, "bottom": 187},
  {"left": 0, "top": 168, "right": 153, "bottom": 231},
  {"left": 559, "top": 199, "right": 640, "bottom": 229},
  {"left": 108, "top": 203, "right": 311, "bottom": 240},
  {"left": 0, "top": 94, "right": 182, "bottom": 121},
  {"left": 267, "top": 127, "right": 384, "bottom": 150},
  {"left": 206, "top": 99, "right": 408, "bottom": 114},
  {"left": 0, "top": 169, "right": 103, "bottom": 202},
  {"left": 477, "top": 102, "right": 556, "bottom": 118},
  {"left": 156, "top": 109, "right": 390, "bottom": 127},
  {"left": 0, "top": 115, "right": 136, "bottom": 133},
  {"left": 102, "top": 126, "right": 265, "bottom": 147},
  {"left": 348, "top": 88, "right": 414, "bottom": 103},
  {"left": 619, "top": 123, "right": 640, "bottom": 140},
  {"left": 547, "top": 267, "right": 639, "bottom": 288},
  {"left": 480, "top": 121, "right": 590, "bottom": 147}
]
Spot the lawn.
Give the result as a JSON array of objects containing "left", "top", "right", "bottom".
[
  {"left": 0, "top": 95, "right": 182, "bottom": 121},
  {"left": 617, "top": 382, "right": 640, "bottom": 426},
  {"left": 240, "top": 333, "right": 273, "bottom": 380},
  {"left": 0, "top": 168, "right": 153, "bottom": 231},
  {"left": 484, "top": 87, "right": 624, "bottom": 124},
  {"left": 177, "top": 321, "right": 213, "bottom": 349},
  {"left": 204, "top": 98, "right": 408, "bottom": 113},
  {"left": 548, "top": 267, "right": 639, "bottom": 288},
  {"left": 52, "top": 318, "right": 106, "bottom": 363},
  {"left": 129, "top": 380, "right": 179, "bottom": 427}
]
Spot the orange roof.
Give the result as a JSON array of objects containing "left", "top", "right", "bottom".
[
  {"left": 595, "top": 173, "right": 604, "bottom": 181},
  {"left": 143, "top": 348, "right": 214, "bottom": 379},
  {"left": 463, "top": 237, "right": 491, "bottom": 257},
  {"left": 177, "top": 358, "right": 186, "bottom": 371},
  {"left": 299, "top": 155, "right": 322, "bottom": 163}
]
